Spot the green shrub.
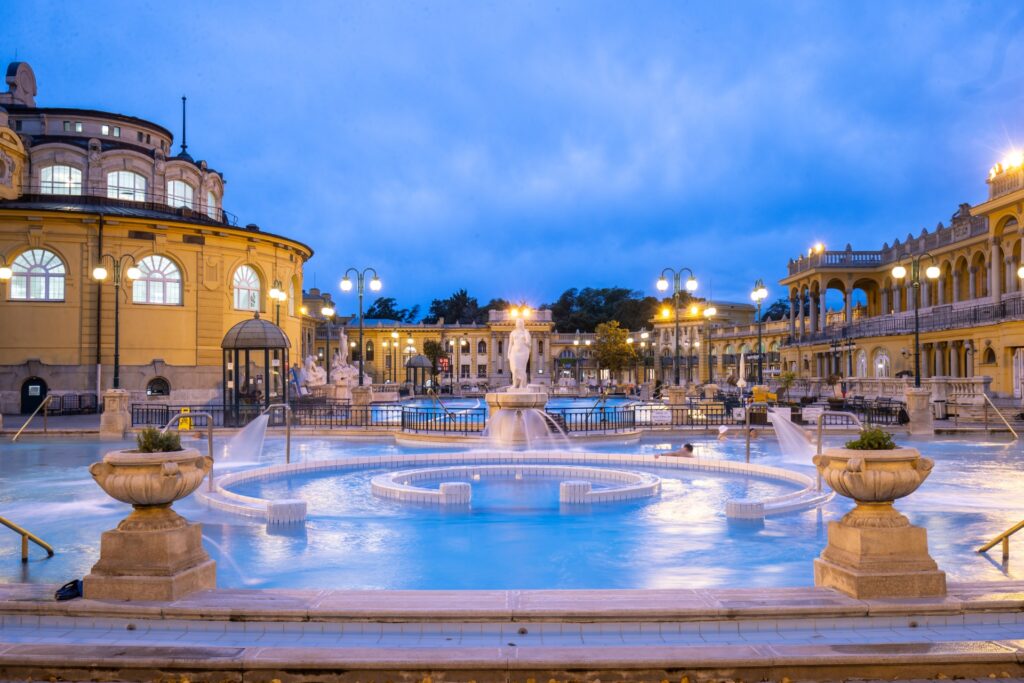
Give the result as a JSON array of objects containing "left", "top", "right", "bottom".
[
  {"left": 135, "top": 427, "right": 183, "bottom": 453},
  {"left": 844, "top": 426, "right": 897, "bottom": 450}
]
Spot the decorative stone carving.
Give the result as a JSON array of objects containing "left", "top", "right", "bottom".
[
  {"left": 813, "top": 446, "right": 945, "bottom": 599},
  {"left": 84, "top": 446, "right": 216, "bottom": 600}
]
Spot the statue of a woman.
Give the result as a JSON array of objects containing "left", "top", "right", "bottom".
[{"left": 507, "top": 318, "right": 532, "bottom": 390}]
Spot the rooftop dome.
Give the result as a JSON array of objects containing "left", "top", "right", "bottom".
[{"left": 221, "top": 312, "right": 290, "bottom": 350}]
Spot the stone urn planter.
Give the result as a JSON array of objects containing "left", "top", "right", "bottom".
[
  {"left": 812, "top": 446, "right": 946, "bottom": 599},
  {"left": 84, "top": 447, "right": 217, "bottom": 601}
]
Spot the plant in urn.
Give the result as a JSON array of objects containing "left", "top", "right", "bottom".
[
  {"left": 84, "top": 428, "right": 216, "bottom": 601},
  {"left": 813, "top": 427, "right": 945, "bottom": 598}
]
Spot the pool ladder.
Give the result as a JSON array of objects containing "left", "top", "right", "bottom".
[
  {"left": 0, "top": 516, "right": 54, "bottom": 562},
  {"left": 978, "top": 521, "right": 1024, "bottom": 560},
  {"left": 10, "top": 395, "right": 54, "bottom": 442}
]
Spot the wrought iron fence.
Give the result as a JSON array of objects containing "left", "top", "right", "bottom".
[
  {"left": 401, "top": 406, "right": 487, "bottom": 433},
  {"left": 545, "top": 406, "right": 637, "bottom": 433}
]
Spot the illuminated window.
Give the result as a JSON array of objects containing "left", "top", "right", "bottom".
[
  {"left": 40, "top": 165, "right": 82, "bottom": 195},
  {"left": 166, "top": 180, "right": 194, "bottom": 209},
  {"left": 146, "top": 377, "right": 170, "bottom": 396},
  {"left": 107, "top": 171, "right": 147, "bottom": 201},
  {"left": 132, "top": 255, "right": 182, "bottom": 305},
  {"left": 206, "top": 190, "right": 220, "bottom": 220},
  {"left": 233, "top": 265, "right": 261, "bottom": 311},
  {"left": 9, "top": 249, "right": 65, "bottom": 301}
]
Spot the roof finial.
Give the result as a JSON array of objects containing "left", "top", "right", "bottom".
[{"left": 180, "top": 95, "right": 188, "bottom": 155}]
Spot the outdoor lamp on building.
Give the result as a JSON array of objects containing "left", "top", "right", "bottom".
[
  {"left": 0, "top": 257, "right": 13, "bottom": 281},
  {"left": 750, "top": 279, "right": 769, "bottom": 384},
  {"left": 656, "top": 267, "right": 698, "bottom": 386},
  {"left": 92, "top": 254, "right": 142, "bottom": 390},
  {"left": 269, "top": 279, "right": 287, "bottom": 325},
  {"left": 891, "top": 253, "right": 939, "bottom": 388},
  {"left": 339, "top": 267, "right": 382, "bottom": 386}
]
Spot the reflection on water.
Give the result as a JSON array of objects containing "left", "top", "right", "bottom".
[{"left": 0, "top": 433, "right": 1021, "bottom": 590}]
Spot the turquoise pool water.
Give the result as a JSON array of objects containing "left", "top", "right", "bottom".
[{"left": 1, "top": 434, "right": 1021, "bottom": 590}]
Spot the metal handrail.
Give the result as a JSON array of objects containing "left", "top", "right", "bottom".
[
  {"left": 11, "top": 395, "right": 54, "bottom": 442},
  {"left": 0, "top": 515, "right": 54, "bottom": 562},
  {"left": 426, "top": 388, "right": 460, "bottom": 422},
  {"left": 161, "top": 411, "right": 215, "bottom": 491},
  {"left": 981, "top": 393, "right": 1019, "bottom": 440},
  {"left": 978, "top": 519, "right": 1024, "bottom": 560},
  {"left": 744, "top": 401, "right": 769, "bottom": 463},
  {"left": 587, "top": 390, "right": 611, "bottom": 416},
  {"left": 262, "top": 403, "right": 292, "bottom": 464},
  {"left": 816, "top": 411, "right": 865, "bottom": 456}
]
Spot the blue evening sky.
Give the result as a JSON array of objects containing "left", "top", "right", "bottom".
[{"left": 4, "top": 2, "right": 1023, "bottom": 315}]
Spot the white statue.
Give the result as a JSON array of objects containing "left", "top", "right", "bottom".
[
  {"left": 331, "top": 349, "right": 359, "bottom": 387},
  {"left": 508, "top": 317, "right": 532, "bottom": 390},
  {"left": 336, "top": 328, "right": 349, "bottom": 365},
  {"left": 303, "top": 354, "right": 327, "bottom": 387}
]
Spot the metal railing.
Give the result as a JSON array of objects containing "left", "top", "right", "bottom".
[
  {"left": 402, "top": 406, "right": 487, "bottom": 434},
  {"left": 161, "top": 411, "right": 215, "bottom": 492},
  {"left": 19, "top": 184, "right": 238, "bottom": 226},
  {"left": 546, "top": 406, "right": 637, "bottom": 433},
  {"left": 0, "top": 516, "right": 54, "bottom": 562},
  {"left": 11, "top": 395, "right": 54, "bottom": 442},
  {"left": 982, "top": 394, "right": 1019, "bottom": 440},
  {"left": 815, "top": 411, "right": 865, "bottom": 456},
  {"left": 263, "top": 403, "right": 292, "bottom": 463},
  {"left": 978, "top": 520, "right": 1024, "bottom": 560}
]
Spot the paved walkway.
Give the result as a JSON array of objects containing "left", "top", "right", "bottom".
[{"left": 4, "top": 582, "right": 1024, "bottom": 681}]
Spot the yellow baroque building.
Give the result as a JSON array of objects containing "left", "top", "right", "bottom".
[{"left": 0, "top": 63, "right": 312, "bottom": 413}]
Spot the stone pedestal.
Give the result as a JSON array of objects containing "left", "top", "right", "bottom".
[
  {"left": 905, "top": 387, "right": 934, "bottom": 435},
  {"left": 484, "top": 390, "right": 549, "bottom": 446},
  {"left": 814, "top": 513, "right": 946, "bottom": 599},
  {"left": 352, "top": 385, "right": 374, "bottom": 407},
  {"left": 99, "top": 389, "right": 131, "bottom": 440},
  {"left": 325, "top": 383, "right": 352, "bottom": 402},
  {"left": 664, "top": 385, "right": 688, "bottom": 405},
  {"left": 84, "top": 512, "right": 216, "bottom": 601}
]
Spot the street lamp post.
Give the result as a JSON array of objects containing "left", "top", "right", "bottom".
[
  {"left": 626, "top": 335, "right": 635, "bottom": 386},
  {"left": 573, "top": 331, "right": 581, "bottom": 385},
  {"left": 703, "top": 306, "right": 717, "bottom": 384},
  {"left": 656, "top": 267, "right": 699, "bottom": 386},
  {"left": 750, "top": 279, "right": 769, "bottom": 384},
  {"left": 320, "top": 305, "right": 335, "bottom": 383},
  {"left": 339, "top": 267, "right": 382, "bottom": 386},
  {"left": 390, "top": 331, "right": 399, "bottom": 383},
  {"left": 891, "top": 255, "right": 940, "bottom": 388},
  {"left": 92, "top": 254, "right": 142, "bottom": 389},
  {"left": 269, "top": 279, "right": 287, "bottom": 326}
]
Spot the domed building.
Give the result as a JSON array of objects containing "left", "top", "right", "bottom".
[{"left": 0, "top": 62, "right": 313, "bottom": 413}]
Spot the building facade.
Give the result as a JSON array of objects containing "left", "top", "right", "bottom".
[{"left": 0, "top": 62, "right": 312, "bottom": 412}]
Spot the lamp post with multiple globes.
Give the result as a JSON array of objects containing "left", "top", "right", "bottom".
[
  {"left": 656, "top": 268, "right": 699, "bottom": 386},
  {"left": 320, "top": 304, "right": 335, "bottom": 383},
  {"left": 92, "top": 254, "right": 142, "bottom": 389},
  {"left": 890, "top": 255, "right": 940, "bottom": 388},
  {"left": 750, "top": 279, "right": 769, "bottom": 384},
  {"left": 339, "top": 267, "right": 382, "bottom": 386}
]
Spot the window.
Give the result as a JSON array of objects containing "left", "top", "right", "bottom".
[
  {"left": 112, "top": 126, "right": 120, "bottom": 137},
  {"left": 132, "top": 255, "right": 182, "bottom": 305},
  {"left": 102, "top": 124, "right": 109, "bottom": 135},
  {"left": 9, "top": 249, "right": 66, "bottom": 301},
  {"left": 145, "top": 133, "right": 151, "bottom": 143},
  {"left": 14, "top": 120, "right": 22, "bottom": 131},
  {"left": 233, "top": 265, "right": 261, "bottom": 311},
  {"left": 63, "top": 121, "right": 71, "bottom": 132},
  {"left": 983, "top": 348, "right": 996, "bottom": 365},
  {"left": 874, "top": 350, "right": 891, "bottom": 378},
  {"left": 206, "top": 190, "right": 219, "bottom": 220},
  {"left": 40, "top": 165, "right": 82, "bottom": 195},
  {"left": 461, "top": 364, "right": 470, "bottom": 379},
  {"left": 365, "top": 341, "right": 375, "bottom": 362},
  {"left": 538, "top": 340, "right": 544, "bottom": 355},
  {"left": 74, "top": 122, "right": 83, "bottom": 133},
  {"left": 146, "top": 377, "right": 170, "bottom": 397},
  {"left": 477, "top": 340, "right": 486, "bottom": 354},
  {"left": 107, "top": 171, "right": 147, "bottom": 201},
  {"left": 477, "top": 364, "right": 487, "bottom": 378},
  {"left": 166, "top": 180, "right": 194, "bottom": 209},
  {"left": 137, "top": 131, "right": 144, "bottom": 142}
]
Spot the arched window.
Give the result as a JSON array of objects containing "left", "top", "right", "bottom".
[
  {"left": 874, "top": 349, "right": 891, "bottom": 378},
  {"left": 856, "top": 350, "right": 868, "bottom": 377},
  {"left": 206, "top": 190, "right": 219, "bottom": 220},
  {"left": 366, "top": 341, "right": 375, "bottom": 362},
  {"left": 107, "top": 170, "right": 147, "bottom": 201},
  {"left": 40, "top": 165, "right": 82, "bottom": 195},
  {"left": 10, "top": 249, "right": 65, "bottom": 301},
  {"left": 146, "top": 377, "right": 170, "bottom": 397},
  {"left": 233, "top": 265, "right": 261, "bottom": 311},
  {"left": 477, "top": 340, "right": 487, "bottom": 355},
  {"left": 132, "top": 255, "right": 182, "bottom": 305},
  {"left": 166, "top": 180, "right": 194, "bottom": 209},
  {"left": 983, "top": 347, "right": 996, "bottom": 365}
]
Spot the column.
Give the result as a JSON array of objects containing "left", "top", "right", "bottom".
[
  {"left": 881, "top": 288, "right": 889, "bottom": 314},
  {"left": 937, "top": 276, "right": 946, "bottom": 305},
  {"left": 968, "top": 268, "right": 977, "bottom": 300},
  {"left": 950, "top": 342, "right": 960, "bottom": 377},
  {"left": 788, "top": 298, "right": 796, "bottom": 337},
  {"left": 893, "top": 287, "right": 901, "bottom": 314},
  {"left": 844, "top": 290, "right": 853, "bottom": 324},
  {"left": 798, "top": 293, "right": 806, "bottom": 338},
  {"left": 921, "top": 280, "right": 930, "bottom": 308},
  {"left": 921, "top": 345, "right": 930, "bottom": 379},
  {"left": 907, "top": 283, "right": 916, "bottom": 311},
  {"left": 991, "top": 240, "right": 1003, "bottom": 302},
  {"left": 818, "top": 292, "right": 827, "bottom": 332},
  {"left": 965, "top": 344, "right": 974, "bottom": 377},
  {"left": 934, "top": 343, "right": 943, "bottom": 376},
  {"left": 809, "top": 293, "right": 817, "bottom": 334}
]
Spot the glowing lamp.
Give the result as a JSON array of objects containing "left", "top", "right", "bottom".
[
  {"left": 300, "top": 305, "right": 308, "bottom": 315},
  {"left": 269, "top": 287, "right": 281, "bottom": 300},
  {"left": 0, "top": 265, "right": 11, "bottom": 280},
  {"left": 685, "top": 276, "right": 698, "bottom": 292},
  {"left": 92, "top": 266, "right": 108, "bottom": 281},
  {"left": 339, "top": 277, "right": 353, "bottom": 292},
  {"left": 1018, "top": 265, "right": 1024, "bottom": 279},
  {"left": 1004, "top": 150, "right": 1024, "bottom": 169},
  {"left": 369, "top": 277, "right": 382, "bottom": 292},
  {"left": 925, "top": 265, "right": 940, "bottom": 280},
  {"left": 627, "top": 337, "right": 634, "bottom": 344},
  {"left": 391, "top": 331, "right": 399, "bottom": 339},
  {"left": 321, "top": 305, "right": 335, "bottom": 317},
  {"left": 656, "top": 277, "right": 669, "bottom": 292},
  {"left": 661, "top": 307, "right": 671, "bottom": 319},
  {"left": 126, "top": 266, "right": 142, "bottom": 280},
  {"left": 704, "top": 307, "right": 717, "bottom": 318},
  {"left": 891, "top": 264, "right": 907, "bottom": 279}
]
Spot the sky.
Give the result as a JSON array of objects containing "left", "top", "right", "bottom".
[{"left": 4, "top": 1, "right": 1024, "bottom": 316}]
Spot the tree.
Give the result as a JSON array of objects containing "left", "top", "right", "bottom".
[
  {"left": 546, "top": 287, "right": 683, "bottom": 332},
  {"left": 592, "top": 321, "right": 636, "bottom": 375},
  {"left": 422, "top": 339, "right": 445, "bottom": 387},
  {"left": 761, "top": 298, "right": 790, "bottom": 322},
  {"left": 422, "top": 289, "right": 480, "bottom": 324},
  {"left": 365, "top": 297, "right": 420, "bottom": 322},
  {"left": 776, "top": 370, "right": 797, "bottom": 401}
]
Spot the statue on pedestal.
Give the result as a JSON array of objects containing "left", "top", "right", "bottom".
[
  {"left": 508, "top": 318, "right": 532, "bottom": 390},
  {"left": 303, "top": 355, "right": 327, "bottom": 387}
]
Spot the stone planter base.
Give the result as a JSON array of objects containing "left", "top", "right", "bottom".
[
  {"left": 814, "top": 520, "right": 946, "bottom": 599},
  {"left": 83, "top": 521, "right": 216, "bottom": 601}
]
